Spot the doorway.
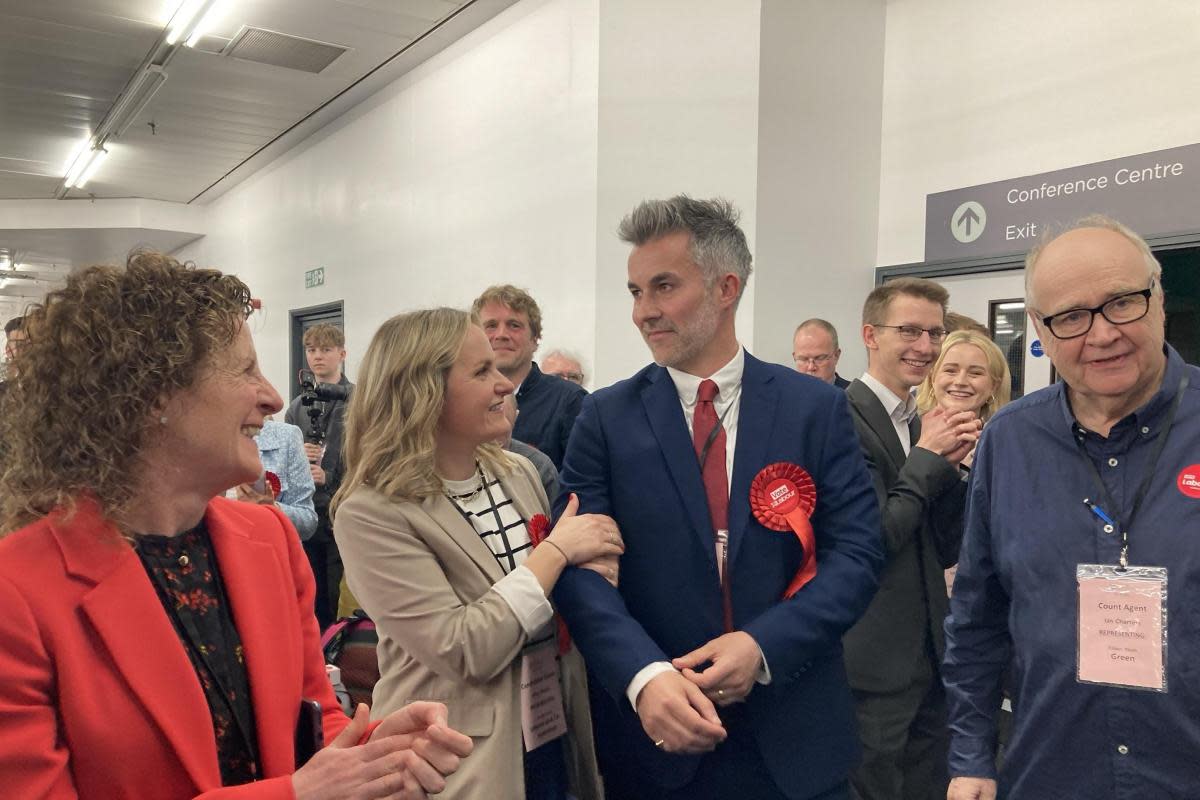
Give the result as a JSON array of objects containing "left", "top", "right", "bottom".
[
  {"left": 289, "top": 301, "right": 344, "bottom": 402},
  {"left": 930, "top": 271, "right": 1053, "bottom": 398},
  {"left": 1159, "top": 246, "right": 1200, "bottom": 365}
]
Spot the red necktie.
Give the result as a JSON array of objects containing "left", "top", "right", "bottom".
[
  {"left": 693, "top": 379, "right": 728, "bottom": 530},
  {"left": 693, "top": 379, "right": 733, "bottom": 631}
]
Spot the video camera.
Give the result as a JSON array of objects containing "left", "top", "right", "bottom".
[{"left": 298, "top": 369, "right": 352, "bottom": 445}]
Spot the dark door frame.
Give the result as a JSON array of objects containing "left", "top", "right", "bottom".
[{"left": 289, "top": 301, "right": 344, "bottom": 402}]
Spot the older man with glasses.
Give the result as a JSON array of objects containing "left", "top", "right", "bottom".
[
  {"left": 843, "top": 277, "right": 982, "bottom": 800},
  {"left": 793, "top": 318, "right": 850, "bottom": 388},
  {"left": 944, "top": 215, "right": 1200, "bottom": 800}
]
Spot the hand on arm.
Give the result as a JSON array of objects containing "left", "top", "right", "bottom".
[
  {"left": 672, "top": 631, "right": 763, "bottom": 705},
  {"left": 522, "top": 494, "right": 624, "bottom": 595},
  {"left": 635, "top": 671, "right": 726, "bottom": 754}
]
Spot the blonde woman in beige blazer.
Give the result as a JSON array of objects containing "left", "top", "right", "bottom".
[{"left": 333, "top": 308, "right": 619, "bottom": 800}]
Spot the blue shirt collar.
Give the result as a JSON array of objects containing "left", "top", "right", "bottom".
[{"left": 1057, "top": 344, "right": 1183, "bottom": 437}]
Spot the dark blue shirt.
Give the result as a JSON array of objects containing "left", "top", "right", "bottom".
[
  {"left": 513, "top": 361, "right": 587, "bottom": 470},
  {"left": 944, "top": 346, "right": 1200, "bottom": 799}
]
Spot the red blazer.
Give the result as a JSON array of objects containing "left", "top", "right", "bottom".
[{"left": 0, "top": 497, "right": 350, "bottom": 799}]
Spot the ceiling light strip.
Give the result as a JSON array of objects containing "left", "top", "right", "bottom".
[{"left": 166, "top": 0, "right": 221, "bottom": 47}]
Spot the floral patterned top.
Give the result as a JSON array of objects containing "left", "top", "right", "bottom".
[{"left": 137, "top": 524, "right": 260, "bottom": 786}]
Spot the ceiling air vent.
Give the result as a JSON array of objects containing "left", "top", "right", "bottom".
[{"left": 224, "top": 27, "right": 348, "bottom": 74}]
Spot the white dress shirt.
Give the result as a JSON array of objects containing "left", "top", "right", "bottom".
[
  {"left": 625, "top": 347, "right": 770, "bottom": 709},
  {"left": 859, "top": 371, "right": 919, "bottom": 455}
]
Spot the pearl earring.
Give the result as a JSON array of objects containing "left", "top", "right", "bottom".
[{"left": 159, "top": 415, "right": 168, "bottom": 425}]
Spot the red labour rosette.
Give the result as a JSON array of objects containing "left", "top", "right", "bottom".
[
  {"left": 526, "top": 513, "right": 571, "bottom": 655},
  {"left": 527, "top": 514, "right": 550, "bottom": 544},
  {"left": 750, "top": 462, "right": 818, "bottom": 598},
  {"left": 264, "top": 471, "right": 281, "bottom": 500}
]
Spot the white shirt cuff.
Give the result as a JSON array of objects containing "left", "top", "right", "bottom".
[
  {"left": 626, "top": 661, "right": 677, "bottom": 710},
  {"left": 492, "top": 565, "right": 554, "bottom": 636},
  {"left": 757, "top": 643, "right": 772, "bottom": 684}
]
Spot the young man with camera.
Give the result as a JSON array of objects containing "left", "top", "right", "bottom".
[{"left": 285, "top": 323, "right": 354, "bottom": 628}]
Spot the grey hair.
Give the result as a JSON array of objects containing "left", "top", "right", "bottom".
[
  {"left": 542, "top": 347, "right": 586, "bottom": 371},
  {"left": 794, "top": 318, "right": 840, "bottom": 351},
  {"left": 1025, "top": 214, "right": 1162, "bottom": 309},
  {"left": 618, "top": 195, "right": 753, "bottom": 306}
]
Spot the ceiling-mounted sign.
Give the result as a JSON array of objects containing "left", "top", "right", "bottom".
[{"left": 925, "top": 142, "right": 1200, "bottom": 262}]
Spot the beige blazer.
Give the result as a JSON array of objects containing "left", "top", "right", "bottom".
[{"left": 335, "top": 454, "right": 602, "bottom": 800}]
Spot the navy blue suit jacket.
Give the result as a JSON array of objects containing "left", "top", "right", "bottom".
[{"left": 554, "top": 352, "right": 883, "bottom": 798}]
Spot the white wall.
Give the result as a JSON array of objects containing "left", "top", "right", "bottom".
[
  {"left": 178, "top": 0, "right": 600, "bottom": 396},
  {"left": 877, "top": 0, "right": 1200, "bottom": 267},
  {"left": 592, "top": 0, "right": 762, "bottom": 387},
  {"left": 176, "top": 0, "right": 1200, "bottom": 394},
  {"left": 183, "top": 0, "right": 767, "bottom": 392},
  {"left": 752, "top": 0, "right": 885, "bottom": 379}
]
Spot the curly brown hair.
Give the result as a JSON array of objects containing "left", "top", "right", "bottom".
[{"left": 0, "top": 250, "right": 252, "bottom": 534}]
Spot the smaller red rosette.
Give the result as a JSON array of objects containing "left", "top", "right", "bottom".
[
  {"left": 527, "top": 514, "right": 550, "bottom": 545},
  {"left": 264, "top": 471, "right": 281, "bottom": 500},
  {"left": 750, "top": 462, "right": 818, "bottom": 598},
  {"left": 526, "top": 513, "right": 570, "bottom": 654}
]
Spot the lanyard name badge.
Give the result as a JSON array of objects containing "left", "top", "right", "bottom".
[
  {"left": 1075, "top": 375, "right": 1187, "bottom": 693},
  {"left": 519, "top": 637, "right": 568, "bottom": 752}
]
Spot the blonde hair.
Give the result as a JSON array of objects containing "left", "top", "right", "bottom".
[
  {"left": 303, "top": 323, "right": 345, "bottom": 349},
  {"left": 916, "top": 330, "right": 1012, "bottom": 421},
  {"left": 332, "top": 308, "right": 512, "bottom": 511}
]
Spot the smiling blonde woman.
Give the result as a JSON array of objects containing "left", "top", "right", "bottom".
[{"left": 917, "top": 329, "right": 1011, "bottom": 422}]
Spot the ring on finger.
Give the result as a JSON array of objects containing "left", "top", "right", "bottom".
[
  {"left": 716, "top": 688, "right": 725, "bottom": 698},
  {"left": 654, "top": 739, "right": 665, "bottom": 748}
]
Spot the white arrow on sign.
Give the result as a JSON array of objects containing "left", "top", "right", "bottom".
[{"left": 951, "top": 201, "right": 986, "bottom": 244}]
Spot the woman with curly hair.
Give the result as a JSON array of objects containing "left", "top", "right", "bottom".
[
  {"left": 334, "top": 308, "right": 619, "bottom": 800},
  {"left": 0, "top": 251, "right": 472, "bottom": 799}
]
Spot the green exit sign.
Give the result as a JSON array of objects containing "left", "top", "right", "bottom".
[{"left": 305, "top": 267, "right": 325, "bottom": 288}]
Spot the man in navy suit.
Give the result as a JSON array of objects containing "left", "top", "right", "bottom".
[{"left": 554, "top": 196, "right": 884, "bottom": 800}]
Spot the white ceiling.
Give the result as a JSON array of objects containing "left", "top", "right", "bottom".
[
  {"left": 0, "top": 0, "right": 516, "bottom": 317},
  {"left": 0, "top": 0, "right": 516, "bottom": 203}
]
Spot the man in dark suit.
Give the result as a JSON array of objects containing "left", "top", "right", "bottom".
[
  {"left": 554, "top": 196, "right": 884, "bottom": 800},
  {"left": 843, "top": 278, "right": 981, "bottom": 800},
  {"left": 793, "top": 318, "right": 850, "bottom": 388}
]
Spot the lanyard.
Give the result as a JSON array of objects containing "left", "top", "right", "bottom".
[
  {"left": 1074, "top": 375, "right": 1188, "bottom": 569},
  {"left": 698, "top": 398, "right": 735, "bottom": 470}
]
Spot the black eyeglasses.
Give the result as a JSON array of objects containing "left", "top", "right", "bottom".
[
  {"left": 872, "top": 324, "right": 948, "bottom": 344},
  {"left": 1039, "top": 284, "right": 1154, "bottom": 340}
]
